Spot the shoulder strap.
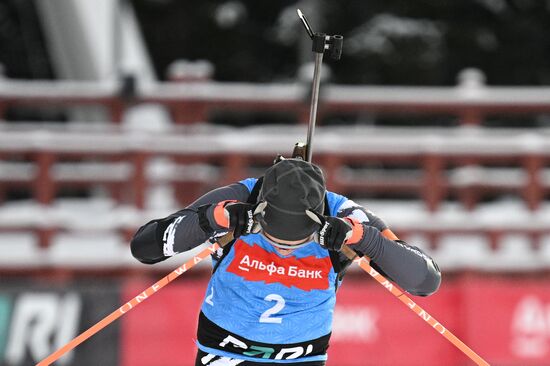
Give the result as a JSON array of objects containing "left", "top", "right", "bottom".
[
  {"left": 211, "top": 177, "right": 264, "bottom": 274},
  {"left": 326, "top": 196, "right": 342, "bottom": 274},
  {"left": 247, "top": 176, "right": 264, "bottom": 204},
  {"left": 325, "top": 194, "right": 353, "bottom": 289}
]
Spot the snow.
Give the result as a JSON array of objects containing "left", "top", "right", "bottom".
[
  {"left": 357, "top": 198, "right": 550, "bottom": 272},
  {"left": 474, "top": 0, "right": 507, "bottom": 14},
  {"left": 538, "top": 236, "right": 550, "bottom": 265},
  {"left": 52, "top": 162, "right": 133, "bottom": 182},
  {"left": 122, "top": 103, "right": 173, "bottom": 132},
  {"left": 0, "top": 195, "right": 547, "bottom": 272},
  {"left": 0, "top": 79, "right": 117, "bottom": 98},
  {"left": 347, "top": 13, "right": 442, "bottom": 63},
  {"left": 146, "top": 159, "right": 220, "bottom": 183},
  {"left": 214, "top": 1, "right": 247, "bottom": 29},
  {"left": 1, "top": 124, "right": 549, "bottom": 272},
  {"left": 0, "top": 233, "right": 44, "bottom": 268},
  {"left": 47, "top": 232, "right": 130, "bottom": 268},
  {"left": 5, "top": 77, "right": 550, "bottom": 110},
  {"left": 432, "top": 235, "right": 493, "bottom": 270},
  {"left": 491, "top": 235, "right": 542, "bottom": 271},
  {"left": 2, "top": 124, "right": 550, "bottom": 156},
  {"left": 0, "top": 162, "right": 35, "bottom": 181},
  {"left": 448, "top": 166, "right": 527, "bottom": 187}
]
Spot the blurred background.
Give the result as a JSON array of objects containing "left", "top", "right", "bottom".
[{"left": 1, "top": 0, "right": 550, "bottom": 365}]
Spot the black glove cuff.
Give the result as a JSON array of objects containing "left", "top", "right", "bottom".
[{"left": 197, "top": 204, "right": 214, "bottom": 235}]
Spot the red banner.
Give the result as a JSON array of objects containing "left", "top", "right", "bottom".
[
  {"left": 227, "top": 240, "right": 333, "bottom": 291},
  {"left": 120, "top": 275, "right": 550, "bottom": 366},
  {"left": 328, "top": 282, "right": 462, "bottom": 366},
  {"left": 121, "top": 278, "right": 208, "bottom": 366},
  {"left": 463, "top": 278, "right": 550, "bottom": 366}
]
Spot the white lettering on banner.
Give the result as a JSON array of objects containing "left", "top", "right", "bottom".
[
  {"left": 238, "top": 256, "right": 321, "bottom": 279},
  {"left": 434, "top": 322, "right": 446, "bottom": 335},
  {"left": 152, "top": 283, "right": 161, "bottom": 292},
  {"left": 369, "top": 267, "right": 379, "bottom": 277},
  {"left": 288, "top": 266, "right": 321, "bottom": 279},
  {"left": 381, "top": 280, "right": 393, "bottom": 291},
  {"left": 403, "top": 301, "right": 445, "bottom": 334},
  {"left": 4, "top": 293, "right": 81, "bottom": 365},
  {"left": 119, "top": 302, "right": 133, "bottom": 314},
  {"left": 511, "top": 296, "right": 550, "bottom": 358},
  {"left": 332, "top": 306, "right": 379, "bottom": 341},
  {"left": 241, "top": 255, "right": 251, "bottom": 266},
  {"left": 136, "top": 291, "right": 148, "bottom": 303},
  {"left": 419, "top": 309, "right": 431, "bottom": 322},
  {"left": 174, "top": 265, "right": 186, "bottom": 275}
]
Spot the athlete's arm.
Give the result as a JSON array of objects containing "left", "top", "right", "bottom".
[
  {"left": 130, "top": 183, "right": 251, "bottom": 264},
  {"left": 336, "top": 200, "right": 441, "bottom": 297}
]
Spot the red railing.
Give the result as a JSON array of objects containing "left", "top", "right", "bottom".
[
  {"left": 3, "top": 79, "right": 550, "bottom": 124},
  {"left": 1, "top": 124, "right": 550, "bottom": 249},
  {"left": 2, "top": 78, "right": 550, "bottom": 262}
]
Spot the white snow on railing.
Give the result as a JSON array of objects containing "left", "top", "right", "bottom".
[
  {"left": 3, "top": 79, "right": 550, "bottom": 107},
  {"left": 1, "top": 125, "right": 550, "bottom": 155},
  {"left": 0, "top": 197, "right": 549, "bottom": 271}
]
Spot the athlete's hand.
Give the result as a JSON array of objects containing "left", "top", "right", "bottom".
[
  {"left": 213, "top": 200, "right": 267, "bottom": 238},
  {"left": 305, "top": 210, "right": 363, "bottom": 251}
]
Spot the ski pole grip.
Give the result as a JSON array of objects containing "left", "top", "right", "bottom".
[
  {"left": 292, "top": 142, "right": 308, "bottom": 161},
  {"left": 330, "top": 35, "right": 343, "bottom": 60},
  {"left": 312, "top": 33, "right": 327, "bottom": 53},
  {"left": 341, "top": 244, "right": 359, "bottom": 261},
  {"left": 218, "top": 232, "right": 235, "bottom": 247}
]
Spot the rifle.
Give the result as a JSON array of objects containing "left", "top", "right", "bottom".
[{"left": 294, "top": 9, "right": 342, "bottom": 162}]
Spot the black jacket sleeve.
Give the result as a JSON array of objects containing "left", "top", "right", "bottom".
[
  {"left": 337, "top": 203, "right": 441, "bottom": 297},
  {"left": 131, "top": 183, "right": 251, "bottom": 264}
]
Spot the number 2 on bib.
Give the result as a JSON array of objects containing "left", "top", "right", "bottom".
[{"left": 259, "top": 294, "right": 285, "bottom": 323}]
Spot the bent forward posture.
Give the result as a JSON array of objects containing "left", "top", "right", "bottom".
[{"left": 131, "top": 159, "right": 441, "bottom": 366}]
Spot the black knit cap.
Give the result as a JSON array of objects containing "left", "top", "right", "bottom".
[{"left": 259, "top": 159, "right": 326, "bottom": 241}]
